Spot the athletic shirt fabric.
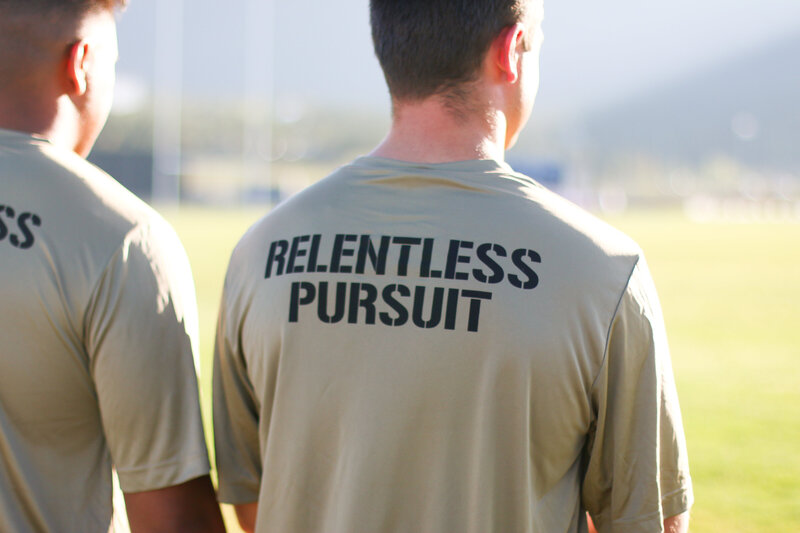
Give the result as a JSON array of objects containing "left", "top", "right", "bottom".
[
  {"left": 213, "top": 156, "right": 693, "bottom": 533},
  {"left": 0, "top": 129, "right": 210, "bottom": 532}
]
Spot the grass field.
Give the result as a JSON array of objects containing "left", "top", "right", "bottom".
[{"left": 161, "top": 206, "right": 800, "bottom": 532}]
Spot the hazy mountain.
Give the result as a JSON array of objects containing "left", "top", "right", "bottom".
[{"left": 581, "top": 31, "right": 800, "bottom": 173}]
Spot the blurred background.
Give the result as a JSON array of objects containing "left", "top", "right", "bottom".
[
  {"left": 97, "top": 1, "right": 800, "bottom": 532},
  {"left": 97, "top": 0, "right": 800, "bottom": 216}
]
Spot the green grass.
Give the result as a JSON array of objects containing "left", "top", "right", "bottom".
[{"left": 161, "top": 206, "right": 800, "bottom": 533}]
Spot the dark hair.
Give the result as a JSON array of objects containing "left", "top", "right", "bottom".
[
  {"left": 0, "top": 0, "right": 126, "bottom": 14},
  {"left": 370, "top": 0, "right": 530, "bottom": 102}
]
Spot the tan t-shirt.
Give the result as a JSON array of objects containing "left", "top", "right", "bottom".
[
  {"left": 0, "top": 129, "right": 210, "bottom": 532},
  {"left": 214, "top": 157, "right": 693, "bottom": 533}
]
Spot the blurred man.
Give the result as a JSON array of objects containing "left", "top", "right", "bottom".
[
  {"left": 213, "top": 1, "right": 693, "bottom": 531},
  {"left": 0, "top": 1, "right": 225, "bottom": 531}
]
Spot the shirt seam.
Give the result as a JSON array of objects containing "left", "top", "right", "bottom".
[
  {"left": 81, "top": 221, "right": 148, "bottom": 367},
  {"left": 591, "top": 255, "right": 641, "bottom": 393}
]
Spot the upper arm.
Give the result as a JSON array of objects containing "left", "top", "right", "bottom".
[
  {"left": 86, "top": 222, "right": 210, "bottom": 492},
  {"left": 582, "top": 259, "right": 693, "bottom": 530},
  {"left": 212, "top": 275, "right": 263, "bottom": 504},
  {"left": 664, "top": 511, "right": 690, "bottom": 533},
  {"left": 124, "top": 475, "right": 225, "bottom": 533},
  {"left": 587, "top": 511, "right": 689, "bottom": 533},
  {"left": 233, "top": 502, "right": 259, "bottom": 533}
]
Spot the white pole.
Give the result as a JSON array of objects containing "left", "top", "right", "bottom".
[
  {"left": 152, "top": 0, "right": 184, "bottom": 204},
  {"left": 243, "top": 0, "right": 275, "bottom": 203}
]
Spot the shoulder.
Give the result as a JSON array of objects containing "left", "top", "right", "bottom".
[
  {"left": 49, "top": 144, "right": 160, "bottom": 226},
  {"left": 9, "top": 138, "right": 189, "bottom": 289},
  {"left": 17, "top": 141, "right": 182, "bottom": 256},
  {"left": 225, "top": 166, "right": 351, "bottom": 268},
  {"left": 498, "top": 166, "right": 644, "bottom": 276}
]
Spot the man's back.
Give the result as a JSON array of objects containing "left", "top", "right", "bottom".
[
  {"left": 214, "top": 157, "right": 692, "bottom": 532},
  {"left": 0, "top": 129, "right": 209, "bottom": 531},
  {"left": 215, "top": 1, "right": 692, "bottom": 530}
]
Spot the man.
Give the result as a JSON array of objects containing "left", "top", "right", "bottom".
[
  {"left": 213, "top": 1, "right": 693, "bottom": 531},
  {"left": 0, "top": 1, "right": 225, "bottom": 531}
]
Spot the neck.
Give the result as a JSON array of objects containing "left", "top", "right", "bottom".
[
  {"left": 0, "top": 90, "right": 82, "bottom": 155},
  {"left": 370, "top": 96, "right": 508, "bottom": 164}
]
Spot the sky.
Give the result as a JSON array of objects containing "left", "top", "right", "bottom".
[{"left": 114, "top": 0, "right": 800, "bottom": 120}]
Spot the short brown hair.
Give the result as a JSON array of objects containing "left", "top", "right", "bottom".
[
  {"left": 0, "top": 0, "right": 127, "bottom": 9},
  {"left": 370, "top": 0, "right": 534, "bottom": 102},
  {"left": 0, "top": 0, "right": 126, "bottom": 86},
  {"left": 0, "top": 0, "right": 126, "bottom": 16}
]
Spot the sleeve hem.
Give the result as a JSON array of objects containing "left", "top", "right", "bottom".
[
  {"left": 217, "top": 482, "right": 261, "bottom": 505},
  {"left": 117, "top": 452, "right": 211, "bottom": 493},
  {"left": 662, "top": 483, "right": 694, "bottom": 520},
  {"left": 591, "top": 484, "right": 694, "bottom": 533}
]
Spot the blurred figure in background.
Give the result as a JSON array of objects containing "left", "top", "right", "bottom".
[
  {"left": 213, "top": 1, "right": 693, "bottom": 532},
  {"left": 0, "top": 1, "right": 225, "bottom": 531}
]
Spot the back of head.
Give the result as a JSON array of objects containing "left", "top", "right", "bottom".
[
  {"left": 0, "top": 0, "right": 126, "bottom": 35},
  {"left": 0, "top": 0, "right": 125, "bottom": 17},
  {"left": 0, "top": 0, "right": 126, "bottom": 86},
  {"left": 370, "top": 0, "right": 537, "bottom": 105},
  {"left": 0, "top": 0, "right": 126, "bottom": 154}
]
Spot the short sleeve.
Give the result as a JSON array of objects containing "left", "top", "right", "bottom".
[
  {"left": 85, "top": 220, "right": 210, "bottom": 493},
  {"left": 582, "top": 258, "right": 693, "bottom": 532},
  {"left": 212, "top": 278, "right": 262, "bottom": 504}
]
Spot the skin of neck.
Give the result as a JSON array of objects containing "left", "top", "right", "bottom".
[
  {"left": 371, "top": 90, "right": 510, "bottom": 164},
  {"left": 0, "top": 60, "right": 58, "bottom": 138},
  {"left": 0, "top": 83, "right": 84, "bottom": 151}
]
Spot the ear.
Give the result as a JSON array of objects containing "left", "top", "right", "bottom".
[
  {"left": 494, "top": 23, "right": 526, "bottom": 84},
  {"left": 65, "top": 40, "right": 90, "bottom": 96}
]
